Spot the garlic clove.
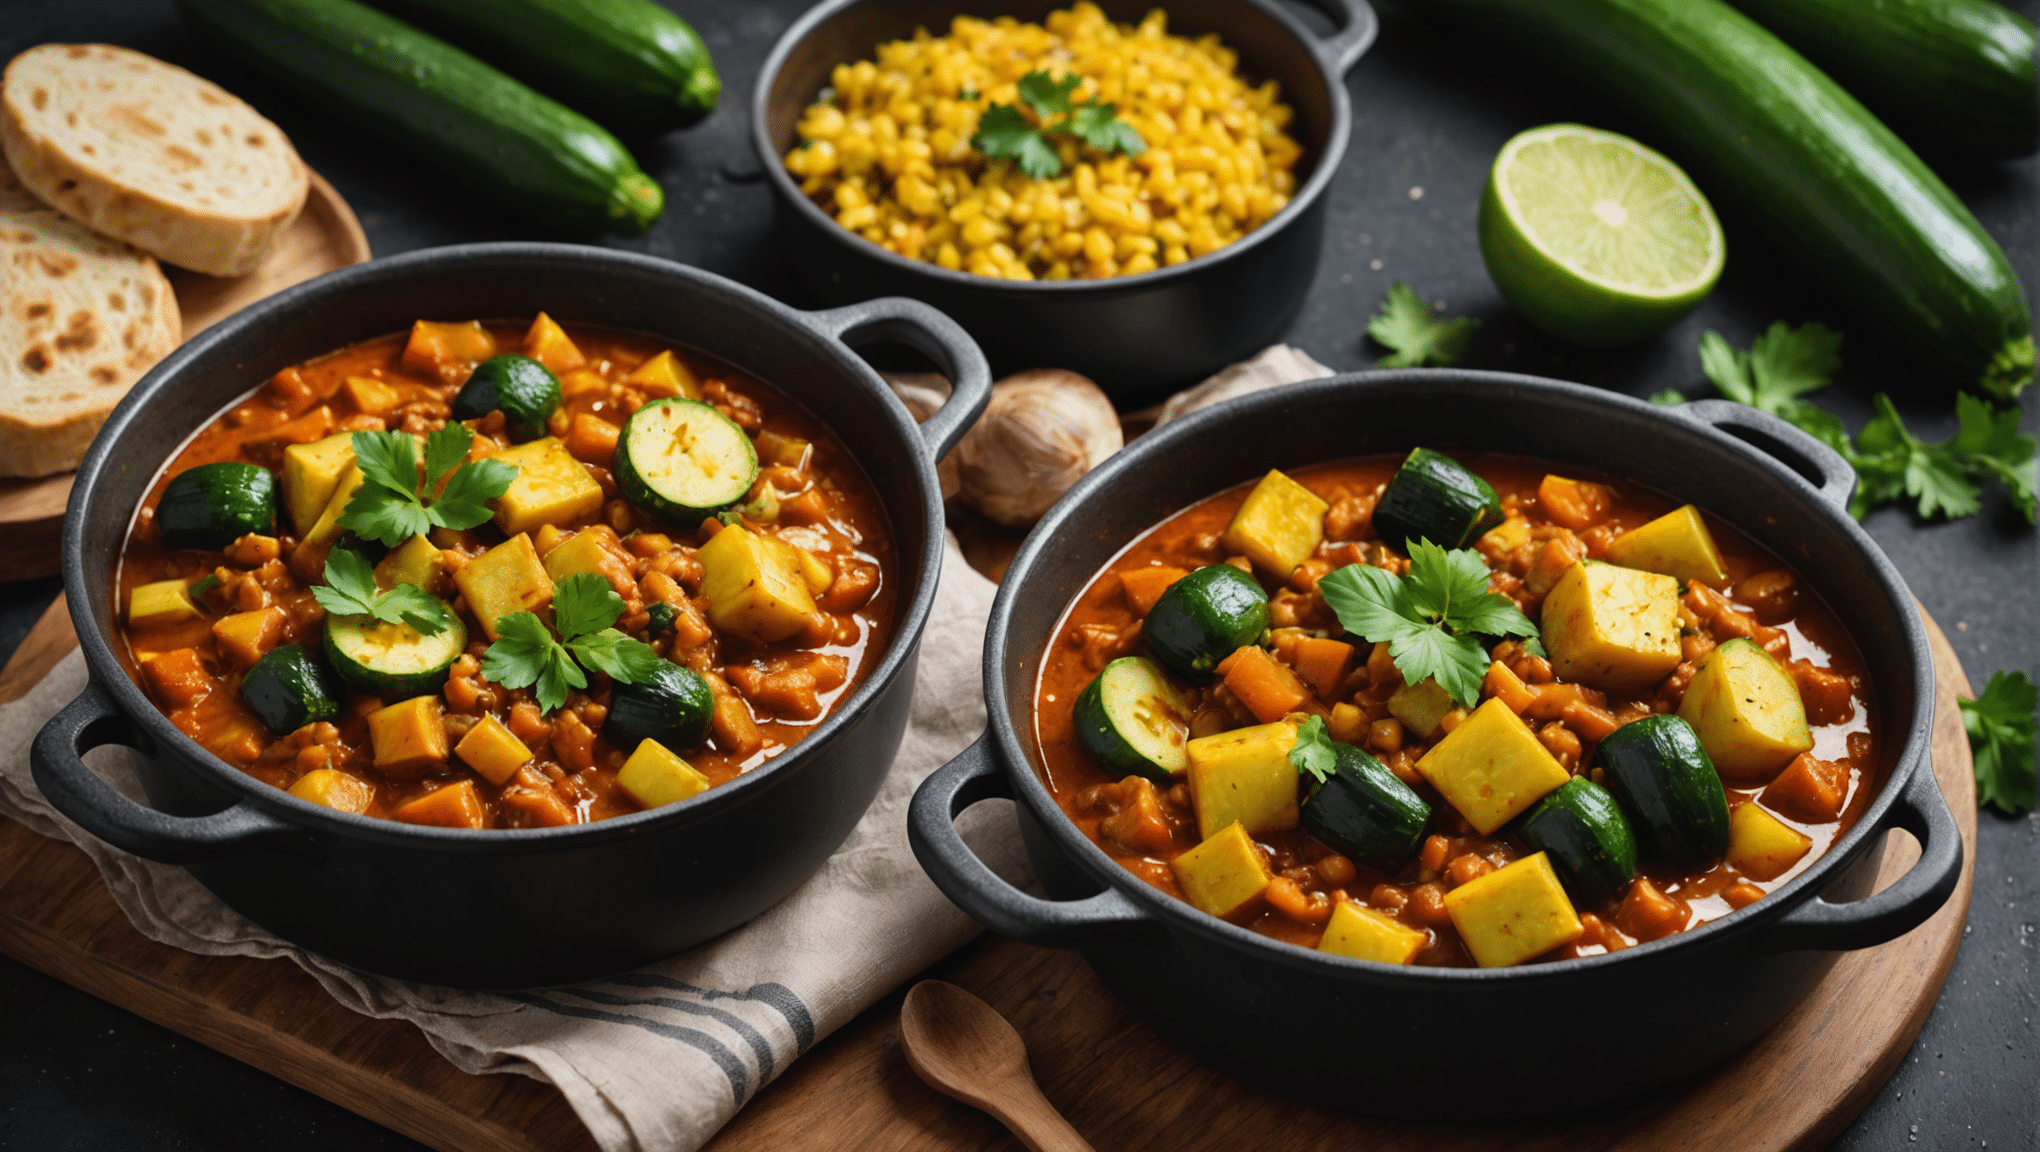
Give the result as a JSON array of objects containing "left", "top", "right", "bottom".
[{"left": 956, "top": 368, "right": 1123, "bottom": 528}]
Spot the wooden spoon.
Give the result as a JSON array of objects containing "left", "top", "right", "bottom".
[{"left": 899, "top": 980, "right": 1095, "bottom": 1152}]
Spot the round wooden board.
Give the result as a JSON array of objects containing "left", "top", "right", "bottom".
[{"left": 0, "top": 170, "right": 369, "bottom": 582}]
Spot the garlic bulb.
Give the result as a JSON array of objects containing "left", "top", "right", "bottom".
[{"left": 956, "top": 369, "right": 1123, "bottom": 527}]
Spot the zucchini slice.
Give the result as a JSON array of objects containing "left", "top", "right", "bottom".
[
  {"left": 452, "top": 354, "right": 563, "bottom": 442},
  {"left": 613, "top": 398, "right": 759, "bottom": 526},
  {"left": 605, "top": 661, "right": 716, "bottom": 750},
  {"left": 1597, "top": 714, "right": 1732, "bottom": 867},
  {"left": 1371, "top": 448, "right": 1504, "bottom": 550},
  {"left": 1514, "top": 777, "right": 1639, "bottom": 905},
  {"left": 323, "top": 612, "right": 467, "bottom": 698},
  {"left": 239, "top": 644, "right": 344, "bottom": 735},
  {"left": 1073, "top": 656, "right": 1192, "bottom": 782},
  {"left": 1142, "top": 564, "right": 1271, "bottom": 683},
  {"left": 156, "top": 462, "right": 278, "bottom": 551},
  {"left": 1301, "top": 742, "right": 1431, "bottom": 871}
]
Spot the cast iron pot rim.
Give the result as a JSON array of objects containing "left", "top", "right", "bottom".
[
  {"left": 750, "top": 0, "right": 1359, "bottom": 298},
  {"left": 985, "top": 367, "right": 1935, "bottom": 982},
  {"left": 63, "top": 241, "right": 949, "bottom": 852}
]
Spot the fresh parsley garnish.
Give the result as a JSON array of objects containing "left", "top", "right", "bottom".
[
  {"left": 188, "top": 573, "right": 222, "bottom": 601},
  {"left": 1288, "top": 715, "right": 1337, "bottom": 783},
  {"left": 1367, "top": 283, "right": 1478, "bottom": 368},
  {"left": 1698, "top": 321, "right": 1846, "bottom": 440},
  {"left": 480, "top": 572, "right": 665, "bottom": 714},
  {"left": 969, "top": 69, "right": 1146, "bottom": 179},
  {"left": 338, "top": 425, "right": 518, "bottom": 547},
  {"left": 309, "top": 548, "right": 453, "bottom": 635},
  {"left": 1317, "top": 539, "right": 1538, "bottom": 708},
  {"left": 1961, "top": 670, "right": 2035, "bottom": 815}
]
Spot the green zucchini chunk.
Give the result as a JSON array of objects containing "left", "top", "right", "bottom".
[
  {"left": 1301, "top": 742, "right": 1432, "bottom": 872},
  {"left": 613, "top": 398, "right": 759, "bottom": 526},
  {"left": 240, "top": 644, "right": 345, "bottom": 735},
  {"left": 323, "top": 611, "right": 467, "bottom": 698},
  {"left": 1073, "top": 656, "right": 1192, "bottom": 782},
  {"left": 156, "top": 462, "right": 277, "bottom": 551},
  {"left": 644, "top": 600, "right": 679, "bottom": 634},
  {"left": 1597, "top": 713, "right": 1732, "bottom": 867},
  {"left": 1371, "top": 448, "right": 1504, "bottom": 551},
  {"left": 604, "top": 661, "right": 715, "bottom": 750},
  {"left": 452, "top": 355, "right": 563, "bottom": 442},
  {"left": 1141, "top": 564, "right": 1271, "bottom": 683},
  {"left": 1514, "top": 776, "right": 1639, "bottom": 905}
]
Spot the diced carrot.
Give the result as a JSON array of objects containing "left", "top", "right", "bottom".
[
  {"left": 1364, "top": 640, "right": 1398, "bottom": 690},
  {"left": 1763, "top": 753, "right": 1849, "bottom": 823},
  {"left": 501, "top": 769, "right": 578, "bottom": 827},
  {"left": 551, "top": 710, "right": 598, "bottom": 773},
  {"left": 261, "top": 366, "right": 341, "bottom": 416},
  {"left": 248, "top": 405, "right": 333, "bottom": 450},
  {"left": 142, "top": 647, "right": 215, "bottom": 708},
  {"left": 1524, "top": 681, "right": 1606, "bottom": 721},
  {"left": 403, "top": 320, "right": 496, "bottom": 383},
  {"left": 1524, "top": 530, "right": 1586, "bottom": 596},
  {"left": 1099, "top": 776, "right": 1176, "bottom": 855},
  {"left": 1293, "top": 637, "right": 1356, "bottom": 699},
  {"left": 1483, "top": 659, "right": 1540, "bottom": 714},
  {"left": 1214, "top": 645, "right": 1253, "bottom": 676},
  {"left": 1537, "top": 475, "right": 1613, "bottom": 530},
  {"left": 1270, "top": 628, "right": 1305, "bottom": 663},
  {"left": 1561, "top": 700, "right": 1621, "bottom": 743},
  {"left": 705, "top": 673, "right": 765, "bottom": 758},
  {"left": 395, "top": 780, "right": 486, "bottom": 829},
  {"left": 1615, "top": 877, "right": 1690, "bottom": 942},
  {"left": 1223, "top": 645, "right": 1310, "bottom": 723},
  {"left": 1119, "top": 566, "right": 1188, "bottom": 617},
  {"left": 1788, "top": 660, "right": 1854, "bottom": 726},
  {"left": 566, "top": 412, "right": 621, "bottom": 464},
  {"left": 523, "top": 312, "right": 587, "bottom": 373}
]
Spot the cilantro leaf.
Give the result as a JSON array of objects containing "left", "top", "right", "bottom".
[
  {"left": 424, "top": 423, "right": 474, "bottom": 491},
  {"left": 971, "top": 72, "right": 1147, "bottom": 178},
  {"left": 1852, "top": 395, "right": 1984, "bottom": 520},
  {"left": 1317, "top": 561, "right": 1415, "bottom": 639},
  {"left": 1367, "top": 283, "right": 1478, "bottom": 368},
  {"left": 1288, "top": 715, "right": 1337, "bottom": 784},
  {"left": 1699, "top": 322, "right": 1842, "bottom": 412},
  {"left": 309, "top": 548, "right": 452, "bottom": 635},
  {"left": 1649, "top": 389, "right": 1687, "bottom": 407},
  {"left": 479, "top": 572, "right": 666, "bottom": 713},
  {"left": 973, "top": 103, "right": 1063, "bottom": 179},
  {"left": 1066, "top": 101, "right": 1145, "bottom": 155},
  {"left": 568, "top": 629, "right": 666, "bottom": 683},
  {"left": 482, "top": 611, "right": 587, "bottom": 714},
  {"left": 1961, "top": 670, "right": 2036, "bottom": 815},
  {"left": 552, "top": 572, "right": 626, "bottom": 639},
  {"left": 1016, "top": 70, "right": 1079, "bottom": 118},
  {"left": 429, "top": 456, "right": 516, "bottom": 531},
  {"left": 1318, "top": 540, "right": 1532, "bottom": 708},
  {"left": 376, "top": 584, "right": 456, "bottom": 634},
  {"left": 339, "top": 427, "right": 519, "bottom": 545}
]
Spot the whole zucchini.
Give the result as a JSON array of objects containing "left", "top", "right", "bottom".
[
  {"left": 1437, "top": 0, "right": 2033, "bottom": 399},
  {"left": 177, "top": 0, "right": 663, "bottom": 235},
  {"left": 1728, "top": 0, "right": 2037, "bottom": 159},
  {"left": 371, "top": 0, "right": 720, "bottom": 137}
]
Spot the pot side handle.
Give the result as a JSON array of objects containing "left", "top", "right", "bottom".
[
  {"left": 1759, "top": 758, "right": 1964, "bottom": 954},
  {"left": 1295, "top": 0, "right": 1380, "bottom": 74},
  {"left": 909, "top": 735, "right": 1161, "bottom": 949},
  {"left": 1674, "top": 398, "right": 1858, "bottom": 512},
  {"left": 799, "top": 297, "right": 993, "bottom": 461},
  {"left": 31, "top": 680, "right": 319, "bottom": 865}
]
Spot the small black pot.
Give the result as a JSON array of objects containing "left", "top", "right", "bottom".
[
  {"left": 909, "top": 371, "right": 1962, "bottom": 1118},
  {"left": 32, "top": 243, "right": 991, "bottom": 989},
  {"left": 753, "top": 0, "right": 1378, "bottom": 400}
]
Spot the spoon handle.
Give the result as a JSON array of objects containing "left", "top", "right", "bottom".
[{"left": 984, "top": 1080, "right": 1096, "bottom": 1152}]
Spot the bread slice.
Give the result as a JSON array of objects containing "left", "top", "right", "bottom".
[
  {"left": 1, "top": 44, "right": 307, "bottom": 277},
  {"left": 0, "top": 153, "right": 180, "bottom": 477}
]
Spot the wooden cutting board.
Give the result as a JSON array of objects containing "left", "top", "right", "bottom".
[{"left": 0, "top": 593, "right": 1980, "bottom": 1152}]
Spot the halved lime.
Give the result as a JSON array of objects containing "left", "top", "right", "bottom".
[{"left": 1479, "top": 123, "right": 1725, "bottom": 347}]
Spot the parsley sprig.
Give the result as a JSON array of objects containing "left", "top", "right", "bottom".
[
  {"left": 338, "top": 425, "right": 518, "bottom": 548},
  {"left": 1317, "top": 540, "right": 1539, "bottom": 708},
  {"left": 1367, "top": 283, "right": 1479, "bottom": 368},
  {"left": 481, "top": 573, "right": 665, "bottom": 714},
  {"left": 309, "top": 548, "right": 453, "bottom": 635},
  {"left": 971, "top": 70, "right": 1146, "bottom": 179},
  {"left": 1288, "top": 715, "right": 1338, "bottom": 782},
  {"left": 1961, "top": 670, "right": 2036, "bottom": 815}
]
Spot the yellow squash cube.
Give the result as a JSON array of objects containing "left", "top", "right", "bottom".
[
  {"left": 287, "top": 768, "right": 372, "bottom": 814},
  {"left": 617, "top": 738, "right": 713, "bottom": 808},
  {"left": 454, "top": 533, "right": 556, "bottom": 641},
  {"left": 1186, "top": 720, "right": 1301, "bottom": 841},
  {"left": 1604, "top": 504, "right": 1730, "bottom": 588},
  {"left": 1316, "top": 901, "right": 1427, "bottom": 965},
  {"left": 1479, "top": 515, "right": 1533, "bottom": 555},
  {"left": 1170, "top": 821, "right": 1271, "bottom": 920},
  {"left": 302, "top": 461, "right": 365, "bottom": 549},
  {"left": 1678, "top": 638, "right": 1813, "bottom": 779},
  {"left": 1443, "top": 852, "right": 1584, "bottom": 968},
  {"left": 786, "top": 540, "right": 834, "bottom": 596},
  {"left": 281, "top": 432, "right": 357, "bottom": 535},
  {"left": 1388, "top": 678, "right": 1455, "bottom": 739},
  {"left": 1540, "top": 560, "right": 1682, "bottom": 695},
  {"left": 1726, "top": 801, "right": 1814, "bottom": 881},
  {"left": 211, "top": 606, "right": 286, "bottom": 668},
  {"left": 522, "top": 311, "right": 586, "bottom": 373},
  {"left": 488, "top": 437, "right": 604, "bottom": 536},
  {"left": 375, "top": 534, "right": 446, "bottom": 595},
  {"left": 454, "top": 713, "right": 534, "bottom": 786},
  {"left": 1220, "top": 469, "right": 1329, "bottom": 577},
  {"left": 129, "top": 579, "right": 199, "bottom": 629},
  {"left": 1414, "top": 698, "right": 1570, "bottom": 834},
  {"left": 342, "top": 375, "right": 403, "bottom": 420},
  {"left": 541, "top": 528, "right": 617, "bottom": 584},
  {"left": 624, "top": 349, "right": 702, "bottom": 399},
  {"left": 367, "top": 696, "right": 449, "bottom": 776},
  {"left": 699, "top": 524, "right": 819, "bottom": 643}
]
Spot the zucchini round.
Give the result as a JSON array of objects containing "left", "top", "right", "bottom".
[
  {"left": 1371, "top": 448, "right": 1504, "bottom": 551},
  {"left": 1073, "top": 656, "right": 1192, "bottom": 782},
  {"left": 1141, "top": 564, "right": 1271, "bottom": 683},
  {"left": 613, "top": 398, "right": 760, "bottom": 526},
  {"left": 1597, "top": 714, "right": 1732, "bottom": 867},
  {"left": 323, "top": 612, "right": 467, "bottom": 698},
  {"left": 453, "top": 355, "right": 562, "bottom": 442},
  {"left": 1514, "top": 777, "right": 1639, "bottom": 905},
  {"left": 1300, "top": 742, "right": 1431, "bottom": 872},
  {"left": 156, "top": 462, "right": 277, "bottom": 551},
  {"left": 604, "top": 661, "right": 715, "bottom": 751},
  {"left": 240, "top": 644, "right": 345, "bottom": 735}
]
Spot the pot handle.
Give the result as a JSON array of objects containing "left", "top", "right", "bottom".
[
  {"left": 1673, "top": 399, "right": 1857, "bottom": 512},
  {"left": 1759, "top": 758, "right": 1964, "bottom": 954},
  {"left": 31, "top": 680, "right": 319, "bottom": 865},
  {"left": 800, "top": 297, "right": 993, "bottom": 461},
  {"left": 1296, "top": 0, "right": 1381, "bottom": 74},
  {"left": 909, "top": 735, "right": 1162, "bottom": 948}
]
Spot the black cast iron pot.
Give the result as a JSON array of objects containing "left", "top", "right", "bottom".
[
  {"left": 909, "top": 370, "right": 1962, "bottom": 1118},
  {"left": 753, "top": 0, "right": 1378, "bottom": 400},
  {"left": 31, "top": 243, "right": 991, "bottom": 989}
]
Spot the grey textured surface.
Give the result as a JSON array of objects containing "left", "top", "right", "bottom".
[{"left": 0, "top": 0, "right": 2033, "bottom": 1149}]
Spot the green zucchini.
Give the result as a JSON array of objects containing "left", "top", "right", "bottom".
[
  {"left": 323, "top": 612, "right": 467, "bottom": 698},
  {"left": 1073, "top": 657, "right": 1192, "bottom": 782},
  {"left": 176, "top": 0, "right": 664, "bottom": 235},
  {"left": 1727, "top": 0, "right": 2037, "bottom": 160},
  {"left": 1371, "top": 448, "right": 1503, "bottom": 551},
  {"left": 613, "top": 398, "right": 759, "bottom": 526},
  {"left": 1515, "top": 777, "right": 1639, "bottom": 905},
  {"left": 370, "top": 0, "right": 720, "bottom": 137},
  {"left": 1597, "top": 714, "right": 1732, "bottom": 867},
  {"left": 156, "top": 463, "right": 277, "bottom": 552},
  {"left": 453, "top": 355, "right": 562, "bottom": 443},
  {"left": 239, "top": 644, "right": 344, "bottom": 735},
  {"left": 1300, "top": 742, "right": 1431, "bottom": 872},
  {"left": 645, "top": 600, "right": 679, "bottom": 634},
  {"left": 1435, "top": 0, "right": 2033, "bottom": 399},
  {"left": 1141, "top": 564, "right": 1271, "bottom": 683},
  {"left": 605, "top": 661, "right": 715, "bottom": 751}
]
